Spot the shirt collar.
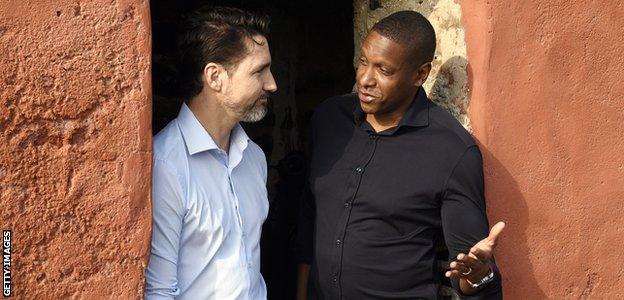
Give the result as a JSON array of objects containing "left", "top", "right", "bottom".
[
  {"left": 229, "top": 122, "right": 251, "bottom": 157},
  {"left": 177, "top": 103, "right": 219, "bottom": 155},
  {"left": 353, "top": 87, "right": 430, "bottom": 133},
  {"left": 177, "top": 103, "right": 239, "bottom": 156},
  {"left": 178, "top": 103, "right": 251, "bottom": 156}
]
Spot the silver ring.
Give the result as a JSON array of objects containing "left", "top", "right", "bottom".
[{"left": 461, "top": 267, "right": 472, "bottom": 276}]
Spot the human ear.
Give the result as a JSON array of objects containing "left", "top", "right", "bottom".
[
  {"left": 203, "top": 62, "right": 224, "bottom": 91},
  {"left": 415, "top": 62, "right": 432, "bottom": 87}
]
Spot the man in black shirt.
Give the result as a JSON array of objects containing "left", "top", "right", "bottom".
[{"left": 297, "top": 11, "right": 505, "bottom": 299}]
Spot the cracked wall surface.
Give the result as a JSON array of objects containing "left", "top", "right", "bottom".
[{"left": 0, "top": 0, "right": 152, "bottom": 298}]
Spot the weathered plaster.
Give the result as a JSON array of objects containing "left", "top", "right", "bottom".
[
  {"left": 462, "top": 0, "right": 624, "bottom": 298},
  {"left": 0, "top": 0, "right": 152, "bottom": 298}
]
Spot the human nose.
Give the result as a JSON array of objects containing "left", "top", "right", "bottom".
[
  {"left": 357, "top": 65, "right": 375, "bottom": 88},
  {"left": 264, "top": 71, "right": 277, "bottom": 93}
]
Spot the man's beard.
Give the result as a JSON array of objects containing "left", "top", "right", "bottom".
[{"left": 239, "top": 96, "right": 269, "bottom": 122}]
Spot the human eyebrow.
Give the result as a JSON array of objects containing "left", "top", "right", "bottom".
[{"left": 252, "top": 62, "right": 271, "bottom": 73}]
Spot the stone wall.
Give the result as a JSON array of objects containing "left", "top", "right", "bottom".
[{"left": 0, "top": 0, "right": 152, "bottom": 298}]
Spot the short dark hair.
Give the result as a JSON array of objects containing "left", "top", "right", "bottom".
[
  {"left": 371, "top": 11, "right": 436, "bottom": 66},
  {"left": 178, "top": 6, "right": 270, "bottom": 99}
]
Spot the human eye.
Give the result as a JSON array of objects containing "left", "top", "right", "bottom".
[
  {"left": 253, "top": 63, "right": 271, "bottom": 75},
  {"left": 358, "top": 57, "right": 368, "bottom": 66},
  {"left": 379, "top": 67, "right": 391, "bottom": 76}
]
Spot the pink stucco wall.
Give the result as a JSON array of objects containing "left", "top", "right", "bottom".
[
  {"left": 462, "top": 0, "right": 624, "bottom": 298},
  {"left": 2, "top": 0, "right": 623, "bottom": 298}
]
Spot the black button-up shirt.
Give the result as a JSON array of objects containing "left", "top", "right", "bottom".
[{"left": 299, "top": 88, "right": 502, "bottom": 299}]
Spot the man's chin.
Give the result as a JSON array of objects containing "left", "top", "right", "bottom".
[
  {"left": 359, "top": 102, "right": 377, "bottom": 114},
  {"left": 240, "top": 106, "right": 268, "bottom": 123}
]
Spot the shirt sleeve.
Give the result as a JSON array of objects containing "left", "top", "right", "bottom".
[
  {"left": 441, "top": 145, "right": 503, "bottom": 299},
  {"left": 145, "top": 159, "right": 186, "bottom": 299}
]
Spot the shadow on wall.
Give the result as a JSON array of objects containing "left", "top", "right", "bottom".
[
  {"left": 478, "top": 146, "right": 547, "bottom": 298},
  {"left": 431, "top": 56, "right": 547, "bottom": 297}
]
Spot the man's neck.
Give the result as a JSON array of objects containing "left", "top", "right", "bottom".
[
  {"left": 365, "top": 98, "right": 414, "bottom": 133},
  {"left": 188, "top": 94, "right": 237, "bottom": 153},
  {"left": 366, "top": 114, "right": 400, "bottom": 133}
]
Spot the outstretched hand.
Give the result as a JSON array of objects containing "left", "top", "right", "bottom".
[{"left": 445, "top": 221, "right": 505, "bottom": 283}]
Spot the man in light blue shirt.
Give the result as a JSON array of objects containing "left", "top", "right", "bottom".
[{"left": 145, "top": 6, "right": 277, "bottom": 299}]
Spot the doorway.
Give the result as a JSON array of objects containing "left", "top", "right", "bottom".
[{"left": 151, "top": 1, "right": 355, "bottom": 299}]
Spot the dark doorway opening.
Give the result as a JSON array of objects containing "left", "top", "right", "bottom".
[{"left": 151, "top": 1, "right": 355, "bottom": 299}]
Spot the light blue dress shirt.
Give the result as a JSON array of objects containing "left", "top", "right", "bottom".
[{"left": 145, "top": 103, "right": 269, "bottom": 299}]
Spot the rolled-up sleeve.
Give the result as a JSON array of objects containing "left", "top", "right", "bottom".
[
  {"left": 145, "top": 159, "right": 186, "bottom": 299},
  {"left": 441, "top": 145, "right": 502, "bottom": 299}
]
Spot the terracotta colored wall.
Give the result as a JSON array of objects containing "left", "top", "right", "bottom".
[
  {"left": 0, "top": 0, "right": 152, "bottom": 298},
  {"left": 461, "top": 0, "right": 624, "bottom": 298}
]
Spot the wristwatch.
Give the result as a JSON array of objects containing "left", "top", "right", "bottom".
[{"left": 467, "top": 268, "right": 495, "bottom": 289}]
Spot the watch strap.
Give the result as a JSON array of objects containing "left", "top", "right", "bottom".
[{"left": 467, "top": 268, "right": 495, "bottom": 289}]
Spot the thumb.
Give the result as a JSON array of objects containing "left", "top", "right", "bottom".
[{"left": 487, "top": 221, "right": 506, "bottom": 246}]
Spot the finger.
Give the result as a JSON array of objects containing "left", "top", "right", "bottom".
[
  {"left": 449, "top": 261, "right": 471, "bottom": 275},
  {"left": 456, "top": 253, "right": 485, "bottom": 269},
  {"left": 445, "top": 269, "right": 462, "bottom": 279},
  {"left": 446, "top": 265, "right": 476, "bottom": 279},
  {"left": 487, "top": 221, "right": 506, "bottom": 246}
]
